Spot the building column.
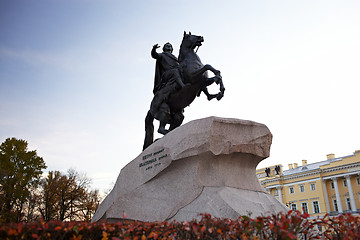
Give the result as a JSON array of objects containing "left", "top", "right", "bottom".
[
  {"left": 322, "top": 179, "right": 331, "bottom": 213},
  {"left": 345, "top": 175, "right": 357, "bottom": 212},
  {"left": 276, "top": 186, "right": 283, "bottom": 203},
  {"left": 332, "top": 177, "right": 343, "bottom": 213}
]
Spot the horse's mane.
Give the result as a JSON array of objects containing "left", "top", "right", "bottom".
[{"left": 178, "top": 40, "right": 185, "bottom": 62}]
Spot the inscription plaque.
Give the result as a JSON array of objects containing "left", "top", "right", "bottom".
[{"left": 139, "top": 148, "right": 168, "bottom": 171}]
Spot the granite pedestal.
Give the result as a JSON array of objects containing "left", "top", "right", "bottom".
[{"left": 92, "top": 117, "right": 287, "bottom": 222}]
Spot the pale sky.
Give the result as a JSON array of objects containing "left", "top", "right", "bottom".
[{"left": 1, "top": 0, "right": 359, "bottom": 193}]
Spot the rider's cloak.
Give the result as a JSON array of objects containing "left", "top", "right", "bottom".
[{"left": 153, "top": 51, "right": 179, "bottom": 94}]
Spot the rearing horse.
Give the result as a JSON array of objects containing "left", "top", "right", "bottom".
[{"left": 143, "top": 32, "right": 225, "bottom": 150}]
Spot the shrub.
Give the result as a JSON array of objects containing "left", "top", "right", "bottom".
[{"left": 0, "top": 211, "right": 359, "bottom": 239}]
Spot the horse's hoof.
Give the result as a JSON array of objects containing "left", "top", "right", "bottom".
[
  {"left": 215, "top": 76, "right": 222, "bottom": 84},
  {"left": 207, "top": 95, "right": 216, "bottom": 101},
  {"left": 158, "top": 127, "right": 169, "bottom": 135},
  {"left": 216, "top": 93, "right": 223, "bottom": 100}
]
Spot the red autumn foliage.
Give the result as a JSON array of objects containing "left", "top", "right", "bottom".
[{"left": 0, "top": 211, "right": 359, "bottom": 239}]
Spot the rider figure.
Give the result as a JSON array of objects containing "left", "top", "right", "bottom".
[{"left": 150, "top": 42, "right": 186, "bottom": 134}]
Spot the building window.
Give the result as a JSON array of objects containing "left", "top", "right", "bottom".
[
  {"left": 274, "top": 189, "right": 278, "bottom": 196},
  {"left": 343, "top": 180, "right": 347, "bottom": 187},
  {"left": 313, "top": 201, "right": 320, "bottom": 214},
  {"left": 346, "top": 198, "right": 351, "bottom": 210},
  {"left": 299, "top": 185, "right": 305, "bottom": 193},
  {"left": 310, "top": 183, "right": 316, "bottom": 191},
  {"left": 301, "top": 202, "right": 308, "bottom": 213},
  {"left": 330, "top": 181, "right": 335, "bottom": 189},
  {"left": 357, "top": 177, "right": 360, "bottom": 185},
  {"left": 291, "top": 203, "right": 297, "bottom": 211},
  {"left": 333, "top": 199, "right": 338, "bottom": 212},
  {"left": 289, "top": 187, "right": 294, "bottom": 194}
]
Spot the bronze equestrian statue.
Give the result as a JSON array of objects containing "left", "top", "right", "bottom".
[{"left": 143, "top": 32, "right": 225, "bottom": 150}]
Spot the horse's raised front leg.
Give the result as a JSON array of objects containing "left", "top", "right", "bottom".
[
  {"left": 193, "top": 64, "right": 223, "bottom": 89},
  {"left": 201, "top": 87, "right": 217, "bottom": 100},
  {"left": 202, "top": 77, "right": 224, "bottom": 101},
  {"left": 192, "top": 64, "right": 221, "bottom": 79},
  {"left": 192, "top": 64, "right": 225, "bottom": 100}
]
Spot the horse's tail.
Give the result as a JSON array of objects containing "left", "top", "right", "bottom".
[{"left": 143, "top": 110, "right": 154, "bottom": 150}]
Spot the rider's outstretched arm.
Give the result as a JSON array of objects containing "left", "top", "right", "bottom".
[{"left": 151, "top": 44, "right": 160, "bottom": 59}]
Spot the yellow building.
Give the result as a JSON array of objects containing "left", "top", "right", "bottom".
[{"left": 257, "top": 150, "right": 360, "bottom": 218}]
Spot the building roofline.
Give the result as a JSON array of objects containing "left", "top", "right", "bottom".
[{"left": 261, "top": 161, "right": 360, "bottom": 185}]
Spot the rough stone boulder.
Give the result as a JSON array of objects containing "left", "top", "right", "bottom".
[{"left": 92, "top": 116, "right": 287, "bottom": 222}]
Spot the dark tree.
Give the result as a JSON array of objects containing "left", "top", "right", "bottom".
[
  {"left": 0, "top": 137, "right": 46, "bottom": 222},
  {"left": 38, "top": 169, "right": 101, "bottom": 222},
  {"left": 80, "top": 189, "right": 101, "bottom": 221},
  {"left": 38, "top": 171, "right": 63, "bottom": 222},
  {"left": 22, "top": 185, "right": 41, "bottom": 222}
]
